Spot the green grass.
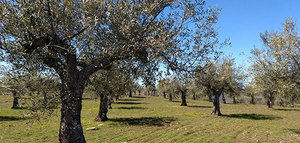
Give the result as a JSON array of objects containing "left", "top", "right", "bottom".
[{"left": 1, "top": 96, "right": 300, "bottom": 143}]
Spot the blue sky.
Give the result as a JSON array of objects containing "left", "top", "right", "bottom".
[{"left": 207, "top": 0, "right": 300, "bottom": 68}]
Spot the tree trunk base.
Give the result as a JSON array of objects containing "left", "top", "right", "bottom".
[
  {"left": 180, "top": 103, "right": 187, "bottom": 106},
  {"left": 94, "top": 116, "right": 108, "bottom": 122},
  {"left": 211, "top": 110, "right": 222, "bottom": 116}
]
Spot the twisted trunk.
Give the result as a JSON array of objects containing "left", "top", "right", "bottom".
[
  {"left": 211, "top": 94, "right": 222, "bottom": 116},
  {"left": 250, "top": 95, "right": 255, "bottom": 104},
  {"left": 180, "top": 90, "right": 187, "bottom": 106},
  {"left": 192, "top": 92, "right": 196, "bottom": 100},
  {"left": 129, "top": 90, "right": 132, "bottom": 97},
  {"left": 11, "top": 90, "right": 19, "bottom": 109},
  {"left": 233, "top": 96, "right": 237, "bottom": 104},
  {"left": 169, "top": 93, "right": 172, "bottom": 102},
  {"left": 95, "top": 94, "right": 109, "bottom": 121},
  {"left": 267, "top": 96, "right": 272, "bottom": 108},
  {"left": 267, "top": 94, "right": 274, "bottom": 108},
  {"left": 59, "top": 76, "right": 86, "bottom": 143}
]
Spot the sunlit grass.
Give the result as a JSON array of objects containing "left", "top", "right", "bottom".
[{"left": 0, "top": 96, "right": 300, "bottom": 142}]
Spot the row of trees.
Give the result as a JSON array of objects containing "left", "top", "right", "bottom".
[
  {"left": 157, "top": 56, "right": 245, "bottom": 116},
  {"left": 156, "top": 18, "right": 299, "bottom": 115},
  {"left": 0, "top": 0, "right": 298, "bottom": 142}
]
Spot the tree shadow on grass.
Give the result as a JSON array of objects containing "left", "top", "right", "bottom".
[
  {"left": 172, "top": 100, "right": 181, "bottom": 103},
  {"left": 222, "top": 114, "right": 282, "bottom": 120},
  {"left": 118, "top": 99, "right": 141, "bottom": 101},
  {"left": 132, "top": 96, "right": 146, "bottom": 98},
  {"left": 188, "top": 105, "right": 212, "bottom": 108},
  {"left": 11, "top": 106, "right": 28, "bottom": 110},
  {"left": 116, "top": 106, "right": 147, "bottom": 110},
  {"left": 274, "top": 108, "right": 300, "bottom": 111},
  {"left": 289, "top": 129, "right": 300, "bottom": 134},
  {"left": 114, "top": 102, "right": 144, "bottom": 105},
  {"left": 109, "top": 117, "right": 175, "bottom": 126},
  {"left": 0, "top": 116, "right": 29, "bottom": 121}
]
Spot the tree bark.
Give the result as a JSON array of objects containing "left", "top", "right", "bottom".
[
  {"left": 211, "top": 94, "right": 222, "bottom": 116},
  {"left": 192, "top": 93, "right": 196, "bottom": 100},
  {"left": 250, "top": 95, "right": 255, "bottom": 104},
  {"left": 169, "top": 93, "right": 172, "bottom": 102},
  {"left": 95, "top": 94, "right": 108, "bottom": 121},
  {"left": 163, "top": 92, "right": 166, "bottom": 98},
  {"left": 11, "top": 90, "right": 19, "bottom": 109},
  {"left": 222, "top": 94, "right": 226, "bottom": 104},
  {"left": 233, "top": 96, "right": 237, "bottom": 104},
  {"left": 267, "top": 95, "right": 274, "bottom": 108},
  {"left": 129, "top": 90, "right": 132, "bottom": 97},
  {"left": 59, "top": 79, "right": 86, "bottom": 143},
  {"left": 180, "top": 90, "right": 187, "bottom": 106}
]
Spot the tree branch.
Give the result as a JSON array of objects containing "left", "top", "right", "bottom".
[
  {"left": 63, "top": 27, "right": 89, "bottom": 42},
  {"left": 80, "top": 56, "right": 116, "bottom": 81}
]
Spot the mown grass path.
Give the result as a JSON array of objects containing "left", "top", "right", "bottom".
[{"left": 1, "top": 96, "right": 300, "bottom": 142}]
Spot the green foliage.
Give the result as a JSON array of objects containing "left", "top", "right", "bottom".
[
  {"left": 250, "top": 18, "right": 300, "bottom": 106},
  {"left": 89, "top": 64, "right": 133, "bottom": 99},
  {"left": 195, "top": 57, "right": 245, "bottom": 100},
  {"left": 0, "top": 66, "right": 60, "bottom": 119}
]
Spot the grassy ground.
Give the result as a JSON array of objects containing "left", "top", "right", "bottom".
[{"left": 0, "top": 95, "right": 300, "bottom": 143}]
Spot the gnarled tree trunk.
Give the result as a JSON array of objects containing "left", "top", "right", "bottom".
[
  {"left": 95, "top": 94, "right": 109, "bottom": 121},
  {"left": 59, "top": 78, "right": 86, "bottom": 143},
  {"left": 129, "top": 90, "right": 132, "bottom": 97},
  {"left": 267, "top": 94, "right": 274, "bottom": 108},
  {"left": 211, "top": 94, "right": 222, "bottom": 116},
  {"left": 11, "top": 90, "right": 19, "bottom": 109},
  {"left": 180, "top": 90, "right": 187, "bottom": 106},
  {"left": 250, "top": 95, "right": 255, "bottom": 104},
  {"left": 192, "top": 93, "right": 196, "bottom": 100},
  {"left": 233, "top": 96, "right": 237, "bottom": 104},
  {"left": 267, "top": 96, "right": 272, "bottom": 108},
  {"left": 169, "top": 93, "right": 172, "bottom": 102}
]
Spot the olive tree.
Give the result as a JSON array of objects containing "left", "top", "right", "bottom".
[
  {"left": 195, "top": 57, "right": 244, "bottom": 116},
  {"left": 90, "top": 64, "right": 133, "bottom": 121},
  {"left": 1, "top": 0, "right": 221, "bottom": 142},
  {"left": 1, "top": 70, "right": 28, "bottom": 109},
  {"left": 244, "top": 82, "right": 259, "bottom": 104},
  {"left": 250, "top": 18, "right": 300, "bottom": 108},
  {"left": 157, "top": 78, "right": 169, "bottom": 98}
]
